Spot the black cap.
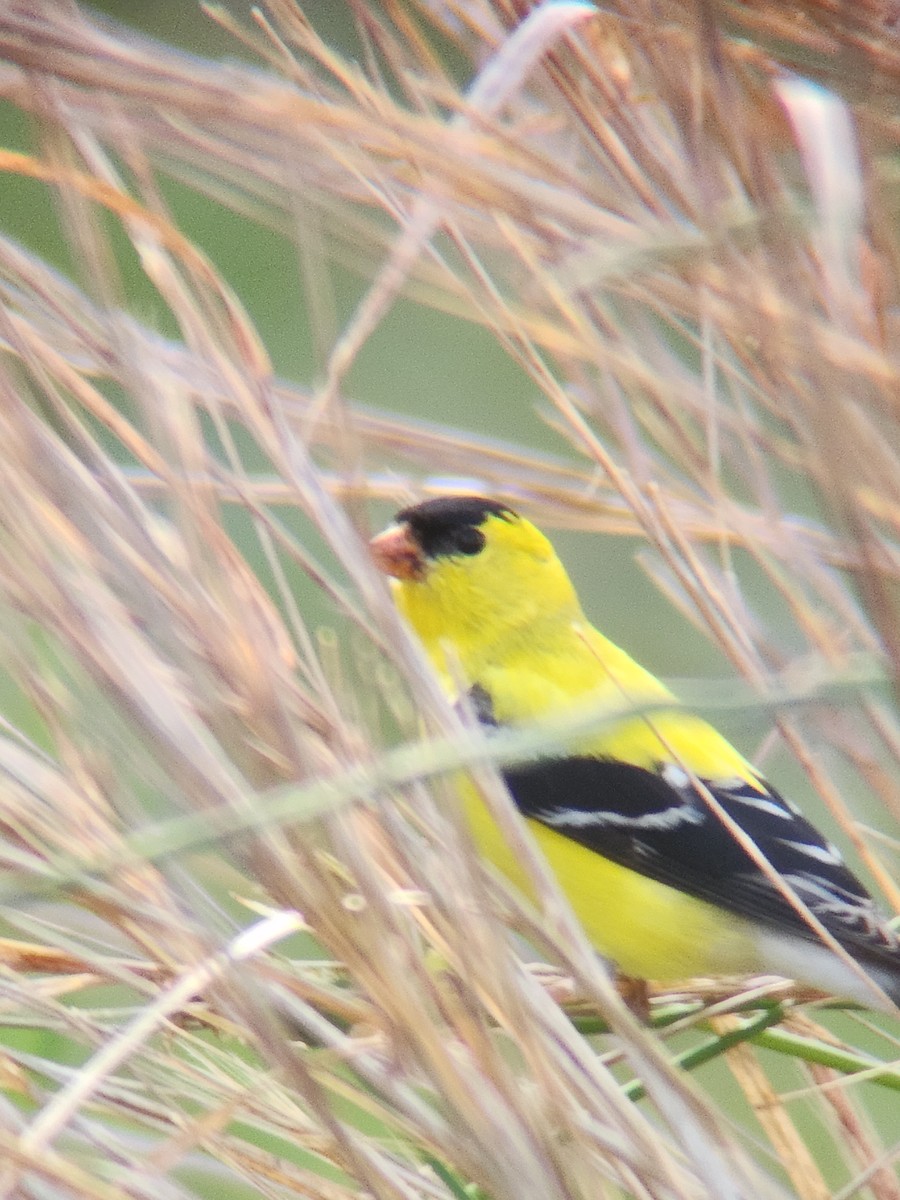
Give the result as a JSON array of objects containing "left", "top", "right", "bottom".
[{"left": 396, "top": 496, "right": 514, "bottom": 560}]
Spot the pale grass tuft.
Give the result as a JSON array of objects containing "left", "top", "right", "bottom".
[{"left": 0, "top": 2, "right": 897, "bottom": 1199}]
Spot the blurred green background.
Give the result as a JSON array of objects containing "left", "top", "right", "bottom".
[
  {"left": 39, "top": 0, "right": 744, "bottom": 687},
  {"left": 63, "top": 2, "right": 881, "bottom": 913},
  {"left": 0, "top": 0, "right": 879, "bottom": 946},
  {"left": 1, "top": 5, "right": 897, "bottom": 1197},
  {"left": 1, "top": 0, "right": 849, "bottom": 843}
]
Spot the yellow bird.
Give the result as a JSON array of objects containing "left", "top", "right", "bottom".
[{"left": 371, "top": 495, "right": 900, "bottom": 1012}]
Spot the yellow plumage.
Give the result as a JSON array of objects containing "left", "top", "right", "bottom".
[
  {"left": 371, "top": 495, "right": 900, "bottom": 1010},
  {"left": 466, "top": 807, "right": 759, "bottom": 980}
]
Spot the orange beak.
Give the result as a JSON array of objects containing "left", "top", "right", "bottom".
[{"left": 369, "top": 523, "right": 424, "bottom": 581}]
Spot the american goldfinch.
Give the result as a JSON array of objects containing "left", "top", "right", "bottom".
[{"left": 371, "top": 495, "right": 900, "bottom": 1012}]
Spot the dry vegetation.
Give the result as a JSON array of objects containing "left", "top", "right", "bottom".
[{"left": 0, "top": 1, "right": 898, "bottom": 1197}]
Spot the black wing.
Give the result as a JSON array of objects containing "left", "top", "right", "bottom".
[{"left": 499, "top": 752, "right": 900, "bottom": 971}]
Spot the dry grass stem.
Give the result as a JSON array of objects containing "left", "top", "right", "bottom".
[{"left": 0, "top": 1, "right": 897, "bottom": 1198}]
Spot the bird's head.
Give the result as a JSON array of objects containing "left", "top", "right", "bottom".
[{"left": 370, "top": 495, "right": 582, "bottom": 665}]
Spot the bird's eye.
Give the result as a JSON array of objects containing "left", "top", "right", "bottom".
[{"left": 452, "top": 526, "right": 486, "bottom": 556}]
